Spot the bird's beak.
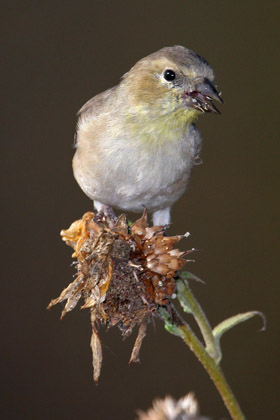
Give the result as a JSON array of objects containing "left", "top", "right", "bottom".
[{"left": 185, "top": 79, "right": 223, "bottom": 114}]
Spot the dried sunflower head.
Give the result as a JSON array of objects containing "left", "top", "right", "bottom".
[
  {"left": 48, "top": 210, "right": 192, "bottom": 381},
  {"left": 135, "top": 392, "right": 210, "bottom": 420}
]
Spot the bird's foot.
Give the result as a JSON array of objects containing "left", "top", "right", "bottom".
[{"left": 94, "top": 201, "right": 117, "bottom": 229}]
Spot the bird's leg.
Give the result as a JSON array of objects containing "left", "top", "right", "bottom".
[
  {"left": 152, "top": 207, "right": 171, "bottom": 226},
  {"left": 94, "top": 200, "right": 117, "bottom": 227},
  {"left": 94, "top": 200, "right": 105, "bottom": 213}
]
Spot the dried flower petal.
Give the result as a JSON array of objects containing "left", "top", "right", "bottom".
[
  {"left": 90, "top": 311, "right": 102, "bottom": 382},
  {"left": 129, "top": 322, "right": 147, "bottom": 364}
]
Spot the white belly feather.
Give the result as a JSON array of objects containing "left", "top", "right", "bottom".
[{"left": 73, "top": 123, "right": 201, "bottom": 213}]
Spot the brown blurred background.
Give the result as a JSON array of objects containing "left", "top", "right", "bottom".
[{"left": 1, "top": 1, "right": 279, "bottom": 419}]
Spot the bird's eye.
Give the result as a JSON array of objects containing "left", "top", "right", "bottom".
[{"left": 164, "top": 69, "right": 176, "bottom": 81}]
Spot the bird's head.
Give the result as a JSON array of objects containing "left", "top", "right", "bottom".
[{"left": 121, "top": 46, "right": 223, "bottom": 125}]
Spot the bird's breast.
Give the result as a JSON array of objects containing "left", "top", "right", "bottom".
[{"left": 74, "top": 116, "right": 202, "bottom": 212}]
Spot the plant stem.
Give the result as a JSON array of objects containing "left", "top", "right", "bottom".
[
  {"left": 178, "top": 324, "right": 245, "bottom": 420},
  {"left": 176, "top": 279, "right": 221, "bottom": 362},
  {"left": 159, "top": 308, "right": 246, "bottom": 420}
]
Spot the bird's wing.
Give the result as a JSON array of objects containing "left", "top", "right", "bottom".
[{"left": 77, "top": 86, "right": 117, "bottom": 119}]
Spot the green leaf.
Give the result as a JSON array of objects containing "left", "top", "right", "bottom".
[
  {"left": 179, "top": 271, "right": 205, "bottom": 284},
  {"left": 213, "top": 311, "right": 266, "bottom": 345},
  {"left": 158, "top": 307, "right": 182, "bottom": 337}
]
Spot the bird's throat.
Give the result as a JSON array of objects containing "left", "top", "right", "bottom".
[{"left": 128, "top": 107, "right": 200, "bottom": 145}]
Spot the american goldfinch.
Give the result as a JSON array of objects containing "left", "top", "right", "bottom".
[{"left": 73, "top": 46, "right": 222, "bottom": 225}]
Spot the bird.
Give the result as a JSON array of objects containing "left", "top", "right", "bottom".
[{"left": 73, "top": 46, "right": 222, "bottom": 226}]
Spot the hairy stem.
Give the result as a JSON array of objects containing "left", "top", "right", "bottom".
[
  {"left": 176, "top": 278, "right": 221, "bottom": 362},
  {"left": 159, "top": 308, "right": 246, "bottom": 420}
]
